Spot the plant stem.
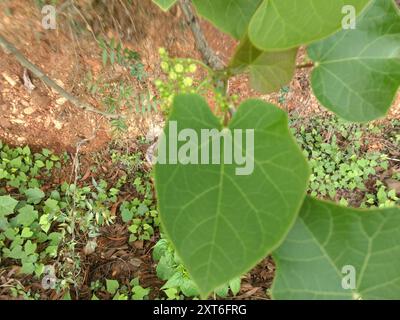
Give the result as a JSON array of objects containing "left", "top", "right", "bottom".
[{"left": 179, "top": 0, "right": 224, "bottom": 71}]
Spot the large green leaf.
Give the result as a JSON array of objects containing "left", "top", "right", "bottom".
[
  {"left": 192, "top": 0, "right": 262, "bottom": 40},
  {"left": 230, "top": 36, "right": 298, "bottom": 93},
  {"left": 248, "top": 0, "right": 371, "bottom": 51},
  {"left": 272, "top": 196, "right": 400, "bottom": 299},
  {"left": 155, "top": 94, "right": 310, "bottom": 295},
  {"left": 309, "top": 0, "right": 400, "bottom": 122},
  {"left": 152, "top": 0, "right": 177, "bottom": 11}
]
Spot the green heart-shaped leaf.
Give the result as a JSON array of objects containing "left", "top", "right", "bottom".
[
  {"left": 309, "top": 0, "right": 400, "bottom": 122},
  {"left": 272, "top": 196, "right": 400, "bottom": 299},
  {"left": 230, "top": 36, "right": 298, "bottom": 93},
  {"left": 192, "top": 0, "right": 262, "bottom": 39},
  {"left": 248, "top": 0, "right": 371, "bottom": 51},
  {"left": 155, "top": 94, "right": 310, "bottom": 295},
  {"left": 152, "top": 0, "right": 177, "bottom": 11}
]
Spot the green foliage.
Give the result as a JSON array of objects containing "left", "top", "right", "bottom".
[
  {"left": 0, "top": 143, "right": 66, "bottom": 276},
  {"left": 0, "top": 142, "right": 154, "bottom": 290},
  {"left": 98, "top": 278, "right": 150, "bottom": 300},
  {"left": 309, "top": 0, "right": 400, "bottom": 122},
  {"left": 0, "top": 143, "right": 63, "bottom": 194},
  {"left": 290, "top": 115, "right": 399, "bottom": 208},
  {"left": 59, "top": 179, "right": 116, "bottom": 237},
  {"left": 0, "top": 137, "right": 164, "bottom": 299},
  {"left": 273, "top": 196, "right": 400, "bottom": 299},
  {"left": 373, "top": 184, "right": 399, "bottom": 208},
  {"left": 110, "top": 145, "right": 161, "bottom": 242},
  {"left": 121, "top": 197, "right": 159, "bottom": 242},
  {"left": 155, "top": 94, "right": 309, "bottom": 295},
  {"left": 0, "top": 191, "right": 63, "bottom": 276}
]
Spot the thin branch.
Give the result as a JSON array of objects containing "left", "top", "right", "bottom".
[
  {"left": 0, "top": 33, "right": 122, "bottom": 119},
  {"left": 179, "top": 0, "right": 224, "bottom": 71}
]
